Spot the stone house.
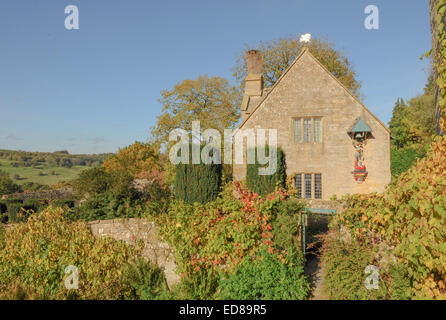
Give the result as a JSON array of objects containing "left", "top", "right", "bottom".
[{"left": 232, "top": 48, "right": 391, "bottom": 200}]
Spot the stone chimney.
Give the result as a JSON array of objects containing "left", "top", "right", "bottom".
[
  {"left": 241, "top": 50, "right": 263, "bottom": 121},
  {"left": 245, "top": 50, "right": 263, "bottom": 96}
]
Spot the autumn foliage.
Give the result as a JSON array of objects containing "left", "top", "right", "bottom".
[
  {"left": 0, "top": 206, "right": 141, "bottom": 299},
  {"left": 158, "top": 182, "right": 299, "bottom": 279},
  {"left": 338, "top": 136, "right": 446, "bottom": 299},
  {"left": 103, "top": 141, "right": 161, "bottom": 179}
]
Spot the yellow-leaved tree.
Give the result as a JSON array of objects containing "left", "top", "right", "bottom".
[
  {"left": 150, "top": 75, "right": 241, "bottom": 150},
  {"left": 103, "top": 141, "right": 160, "bottom": 178},
  {"left": 232, "top": 36, "right": 362, "bottom": 98}
]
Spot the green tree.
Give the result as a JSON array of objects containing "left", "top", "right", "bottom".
[
  {"left": 73, "top": 167, "right": 111, "bottom": 198},
  {"left": 233, "top": 36, "right": 362, "bottom": 97},
  {"left": 389, "top": 98, "right": 409, "bottom": 148},
  {"left": 405, "top": 92, "right": 436, "bottom": 147},
  {"left": 389, "top": 74, "right": 436, "bottom": 151},
  {"left": 0, "top": 171, "right": 22, "bottom": 196}
]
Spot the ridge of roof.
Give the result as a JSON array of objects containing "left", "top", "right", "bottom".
[{"left": 235, "top": 48, "right": 390, "bottom": 134}]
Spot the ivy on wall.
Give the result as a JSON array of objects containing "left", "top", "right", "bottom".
[{"left": 435, "top": 0, "right": 446, "bottom": 131}]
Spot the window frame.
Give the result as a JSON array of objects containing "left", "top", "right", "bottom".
[
  {"left": 314, "top": 173, "right": 322, "bottom": 199},
  {"left": 304, "top": 174, "right": 312, "bottom": 199},
  {"left": 295, "top": 173, "right": 322, "bottom": 200},
  {"left": 295, "top": 174, "right": 302, "bottom": 198},
  {"left": 293, "top": 117, "right": 322, "bottom": 144},
  {"left": 294, "top": 118, "right": 303, "bottom": 143}
]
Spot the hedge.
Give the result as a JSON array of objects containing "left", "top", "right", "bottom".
[
  {"left": 246, "top": 146, "right": 286, "bottom": 196},
  {"left": 174, "top": 144, "right": 222, "bottom": 204}
]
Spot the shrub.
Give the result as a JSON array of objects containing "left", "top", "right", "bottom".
[
  {"left": 270, "top": 198, "right": 306, "bottom": 263},
  {"left": 174, "top": 145, "right": 222, "bottom": 204},
  {"left": 6, "top": 203, "right": 31, "bottom": 223},
  {"left": 52, "top": 199, "right": 75, "bottom": 209},
  {"left": 320, "top": 231, "right": 412, "bottom": 300},
  {"left": 108, "top": 171, "right": 140, "bottom": 200},
  {"left": 23, "top": 199, "right": 48, "bottom": 212},
  {"left": 171, "top": 268, "right": 220, "bottom": 300},
  {"left": 142, "top": 179, "right": 170, "bottom": 216},
  {"left": 246, "top": 147, "right": 286, "bottom": 196},
  {"left": 0, "top": 199, "right": 23, "bottom": 221},
  {"left": 123, "top": 258, "right": 170, "bottom": 300},
  {"left": 158, "top": 183, "right": 274, "bottom": 277},
  {"left": 73, "top": 167, "right": 111, "bottom": 198},
  {"left": 1, "top": 199, "right": 48, "bottom": 223},
  {"left": 390, "top": 147, "right": 423, "bottom": 177},
  {"left": 158, "top": 182, "right": 306, "bottom": 299},
  {"left": 0, "top": 171, "right": 22, "bottom": 195},
  {"left": 217, "top": 248, "right": 310, "bottom": 300},
  {"left": 69, "top": 191, "right": 147, "bottom": 221},
  {"left": 1, "top": 198, "right": 23, "bottom": 205},
  {"left": 0, "top": 224, "right": 5, "bottom": 249},
  {"left": 0, "top": 206, "right": 140, "bottom": 300}
]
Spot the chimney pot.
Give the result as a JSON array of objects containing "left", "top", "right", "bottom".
[{"left": 246, "top": 50, "right": 262, "bottom": 75}]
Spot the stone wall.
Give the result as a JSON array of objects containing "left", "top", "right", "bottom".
[
  {"left": 1, "top": 188, "right": 74, "bottom": 201},
  {"left": 87, "top": 218, "right": 179, "bottom": 288},
  {"left": 2, "top": 218, "right": 180, "bottom": 289}
]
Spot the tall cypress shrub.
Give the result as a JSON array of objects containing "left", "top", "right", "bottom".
[
  {"left": 174, "top": 144, "right": 222, "bottom": 204},
  {"left": 246, "top": 146, "right": 286, "bottom": 196}
]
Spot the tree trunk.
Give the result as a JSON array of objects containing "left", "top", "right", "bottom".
[{"left": 429, "top": 0, "right": 442, "bottom": 134}]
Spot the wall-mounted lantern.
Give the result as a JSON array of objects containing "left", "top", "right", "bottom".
[{"left": 348, "top": 118, "right": 372, "bottom": 183}]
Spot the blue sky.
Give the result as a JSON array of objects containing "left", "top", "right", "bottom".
[{"left": 0, "top": 0, "right": 432, "bottom": 154}]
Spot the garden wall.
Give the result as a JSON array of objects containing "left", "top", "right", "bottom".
[
  {"left": 88, "top": 218, "right": 179, "bottom": 288},
  {"left": 1, "top": 188, "right": 74, "bottom": 201}
]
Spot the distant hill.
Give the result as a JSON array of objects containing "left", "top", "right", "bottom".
[{"left": 0, "top": 149, "right": 112, "bottom": 187}]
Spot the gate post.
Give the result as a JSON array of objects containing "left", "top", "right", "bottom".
[{"left": 302, "top": 213, "right": 307, "bottom": 256}]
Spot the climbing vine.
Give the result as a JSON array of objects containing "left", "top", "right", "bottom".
[
  {"left": 435, "top": 0, "right": 446, "bottom": 131},
  {"left": 337, "top": 137, "right": 446, "bottom": 299},
  {"left": 157, "top": 182, "right": 300, "bottom": 277}
]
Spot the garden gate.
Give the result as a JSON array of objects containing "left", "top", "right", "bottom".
[{"left": 301, "top": 208, "right": 337, "bottom": 256}]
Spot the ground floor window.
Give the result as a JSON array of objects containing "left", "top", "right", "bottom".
[
  {"left": 314, "top": 174, "right": 322, "bottom": 199},
  {"left": 304, "top": 174, "right": 312, "bottom": 199},
  {"left": 295, "top": 174, "right": 302, "bottom": 198},
  {"left": 295, "top": 173, "right": 322, "bottom": 199}
]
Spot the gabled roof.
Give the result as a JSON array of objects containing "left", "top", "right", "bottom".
[{"left": 236, "top": 48, "right": 390, "bottom": 134}]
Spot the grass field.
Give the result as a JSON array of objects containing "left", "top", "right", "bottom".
[{"left": 0, "top": 159, "right": 89, "bottom": 186}]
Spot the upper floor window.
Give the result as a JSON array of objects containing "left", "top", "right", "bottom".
[{"left": 294, "top": 117, "right": 322, "bottom": 143}]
